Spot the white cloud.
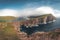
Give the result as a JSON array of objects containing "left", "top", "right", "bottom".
[
  {"left": 0, "top": 9, "right": 18, "bottom": 17},
  {"left": 36, "top": 7, "right": 54, "bottom": 14},
  {"left": 0, "top": 6, "right": 60, "bottom": 17},
  {"left": 18, "top": 6, "right": 55, "bottom": 17},
  {"left": 54, "top": 10, "right": 60, "bottom": 17}
]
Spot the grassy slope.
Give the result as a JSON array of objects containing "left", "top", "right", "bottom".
[
  {"left": 0, "top": 16, "right": 16, "bottom": 21},
  {"left": 0, "top": 22, "right": 19, "bottom": 40}
]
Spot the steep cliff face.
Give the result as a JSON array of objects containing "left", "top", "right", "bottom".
[
  {"left": 46, "top": 14, "right": 56, "bottom": 23},
  {"left": 0, "top": 14, "right": 57, "bottom": 40},
  {"left": 19, "top": 14, "right": 56, "bottom": 27},
  {"left": 11, "top": 14, "right": 56, "bottom": 35},
  {"left": 0, "top": 22, "right": 60, "bottom": 40}
]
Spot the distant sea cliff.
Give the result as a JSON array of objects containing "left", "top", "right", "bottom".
[{"left": 17, "top": 14, "right": 56, "bottom": 27}]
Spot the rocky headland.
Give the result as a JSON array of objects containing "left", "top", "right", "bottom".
[
  {"left": 17, "top": 14, "right": 56, "bottom": 28},
  {"left": 0, "top": 14, "right": 59, "bottom": 40}
]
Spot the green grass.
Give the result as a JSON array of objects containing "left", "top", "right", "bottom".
[
  {"left": 0, "top": 22, "right": 19, "bottom": 40},
  {"left": 0, "top": 16, "right": 16, "bottom": 21}
]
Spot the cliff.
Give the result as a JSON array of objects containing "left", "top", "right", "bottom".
[
  {"left": 11, "top": 14, "right": 56, "bottom": 35},
  {"left": 19, "top": 14, "right": 56, "bottom": 27},
  {"left": 6, "top": 22, "right": 60, "bottom": 40},
  {"left": 0, "top": 22, "right": 60, "bottom": 40},
  {"left": 0, "top": 14, "right": 59, "bottom": 40}
]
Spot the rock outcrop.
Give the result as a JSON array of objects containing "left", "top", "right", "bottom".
[
  {"left": 11, "top": 14, "right": 58, "bottom": 40},
  {"left": 0, "top": 14, "right": 59, "bottom": 40},
  {"left": 11, "top": 14, "right": 56, "bottom": 36},
  {"left": 18, "top": 14, "right": 56, "bottom": 27}
]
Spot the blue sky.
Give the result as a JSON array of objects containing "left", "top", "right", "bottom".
[
  {"left": 0, "top": 0, "right": 60, "bottom": 9},
  {"left": 0, "top": 0, "right": 60, "bottom": 17}
]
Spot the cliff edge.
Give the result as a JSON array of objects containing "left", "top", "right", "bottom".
[{"left": 19, "top": 14, "right": 56, "bottom": 27}]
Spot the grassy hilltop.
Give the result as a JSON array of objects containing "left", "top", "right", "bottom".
[{"left": 0, "top": 16, "right": 17, "bottom": 22}]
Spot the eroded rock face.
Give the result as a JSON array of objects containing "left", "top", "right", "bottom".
[
  {"left": 0, "top": 14, "right": 57, "bottom": 40},
  {"left": 0, "top": 14, "right": 56, "bottom": 28},
  {"left": 11, "top": 14, "right": 57, "bottom": 40},
  {"left": 12, "top": 21, "right": 60, "bottom": 40},
  {"left": 18, "top": 14, "right": 56, "bottom": 27}
]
